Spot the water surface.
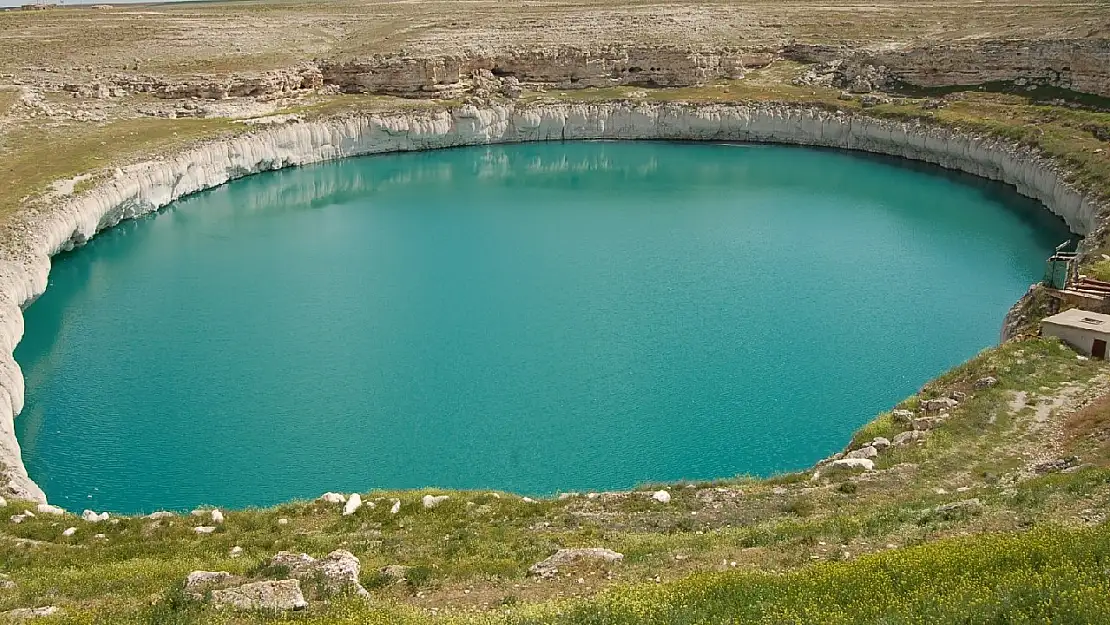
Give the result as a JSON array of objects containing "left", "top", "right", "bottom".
[{"left": 15, "top": 142, "right": 1069, "bottom": 513}]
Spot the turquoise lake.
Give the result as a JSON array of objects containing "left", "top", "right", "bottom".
[{"left": 14, "top": 141, "right": 1070, "bottom": 514}]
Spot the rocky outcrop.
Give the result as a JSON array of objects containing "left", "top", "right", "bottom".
[
  {"left": 209, "top": 580, "right": 307, "bottom": 611},
  {"left": 0, "top": 606, "right": 59, "bottom": 620},
  {"left": 529, "top": 547, "right": 624, "bottom": 578},
  {"left": 789, "top": 39, "right": 1110, "bottom": 98},
  {"left": 0, "top": 101, "right": 1105, "bottom": 502},
  {"left": 268, "top": 550, "right": 369, "bottom": 597},
  {"left": 53, "top": 46, "right": 775, "bottom": 102},
  {"left": 869, "top": 39, "right": 1110, "bottom": 98}
]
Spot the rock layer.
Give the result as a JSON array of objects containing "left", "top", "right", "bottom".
[
  {"left": 787, "top": 39, "right": 1110, "bottom": 97},
  {"left": 0, "top": 101, "right": 1103, "bottom": 502}
]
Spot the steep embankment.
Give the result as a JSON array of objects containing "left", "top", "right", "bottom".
[{"left": 0, "top": 101, "right": 1104, "bottom": 503}]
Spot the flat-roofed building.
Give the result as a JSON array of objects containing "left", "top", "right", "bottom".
[{"left": 1041, "top": 309, "right": 1110, "bottom": 359}]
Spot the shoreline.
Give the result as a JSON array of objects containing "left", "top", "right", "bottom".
[{"left": 1, "top": 100, "right": 1104, "bottom": 507}]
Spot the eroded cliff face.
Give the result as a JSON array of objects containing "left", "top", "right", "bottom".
[
  {"left": 788, "top": 39, "right": 1110, "bottom": 98},
  {"left": 41, "top": 39, "right": 1110, "bottom": 103},
  {"left": 0, "top": 102, "right": 1103, "bottom": 503}
]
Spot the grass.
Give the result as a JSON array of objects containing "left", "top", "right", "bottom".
[{"left": 0, "top": 118, "right": 241, "bottom": 220}]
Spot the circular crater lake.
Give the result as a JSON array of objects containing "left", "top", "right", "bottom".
[{"left": 15, "top": 141, "right": 1069, "bottom": 514}]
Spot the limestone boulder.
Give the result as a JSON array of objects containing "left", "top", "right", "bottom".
[
  {"left": 183, "top": 571, "right": 236, "bottom": 599},
  {"left": 343, "top": 493, "right": 362, "bottom": 515},
  {"left": 529, "top": 548, "right": 624, "bottom": 579},
  {"left": 423, "top": 494, "right": 449, "bottom": 509},
  {"left": 82, "top": 510, "right": 109, "bottom": 522},
  {"left": 846, "top": 446, "right": 878, "bottom": 460},
  {"left": 922, "top": 397, "right": 958, "bottom": 412},
  {"left": 891, "top": 409, "right": 914, "bottom": 424},
  {"left": 379, "top": 564, "right": 411, "bottom": 583},
  {"left": 269, "top": 550, "right": 369, "bottom": 598},
  {"left": 830, "top": 458, "right": 874, "bottom": 471},
  {"left": 893, "top": 430, "right": 928, "bottom": 446},
  {"left": 1, "top": 606, "right": 59, "bottom": 619},
  {"left": 974, "top": 376, "right": 998, "bottom": 389},
  {"left": 210, "top": 579, "right": 307, "bottom": 611}
]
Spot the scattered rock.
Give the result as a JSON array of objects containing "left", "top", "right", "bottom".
[
  {"left": 194, "top": 526, "right": 217, "bottom": 535},
  {"left": 830, "top": 458, "right": 875, "bottom": 471},
  {"left": 891, "top": 409, "right": 915, "bottom": 424},
  {"left": 379, "top": 564, "right": 411, "bottom": 583},
  {"left": 390, "top": 499, "right": 401, "bottom": 515},
  {"left": 529, "top": 548, "right": 624, "bottom": 579},
  {"left": 859, "top": 94, "right": 892, "bottom": 107},
  {"left": 229, "top": 546, "right": 244, "bottom": 558},
  {"left": 184, "top": 571, "right": 235, "bottom": 598},
  {"left": 423, "top": 494, "right": 449, "bottom": 509},
  {"left": 342, "top": 493, "right": 362, "bottom": 516},
  {"left": 319, "top": 492, "right": 347, "bottom": 504},
  {"left": 950, "top": 391, "right": 967, "bottom": 402},
  {"left": 147, "top": 511, "right": 174, "bottom": 520},
  {"left": 932, "top": 498, "right": 983, "bottom": 520},
  {"left": 1034, "top": 456, "right": 1080, "bottom": 474},
  {"left": 1, "top": 606, "right": 59, "bottom": 619},
  {"left": 82, "top": 510, "right": 109, "bottom": 522},
  {"left": 210, "top": 579, "right": 307, "bottom": 611},
  {"left": 0, "top": 574, "right": 14, "bottom": 590},
  {"left": 772, "top": 486, "right": 788, "bottom": 495},
  {"left": 893, "top": 430, "right": 928, "bottom": 445},
  {"left": 277, "top": 518, "right": 289, "bottom": 525},
  {"left": 0, "top": 496, "right": 6, "bottom": 508},
  {"left": 871, "top": 437, "right": 891, "bottom": 451},
  {"left": 62, "top": 527, "right": 76, "bottom": 537},
  {"left": 10, "top": 514, "right": 29, "bottom": 524},
  {"left": 210, "top": 509, "right": 224, "bottom": 524},
  {"left": 651, "top": 490, "right": 671, "bottom": 503},
  {"left": 922, "top": 397, "right": 958, "bottom": 412},
  {"left": 35, "top": 504, "right": 64, "bottom": 516},
  {"left": 846, "top": 446, "right": 878, "bottom": 459},
  {"left": 269, "top": 550, "right": 369, "bottom": 597},
  {"left": 912, "top": 417, "right": 940, "bottom": 431},
  {"left": 522, "top": 497, "right": 537, "bottom": 503}
]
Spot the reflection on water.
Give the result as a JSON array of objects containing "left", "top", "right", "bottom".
[{"left": 17, "top": 141, "right": 1070, "bottom": 513}]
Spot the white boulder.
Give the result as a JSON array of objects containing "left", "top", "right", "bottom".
[
  {"left": 423, "top": 494, "right": 449, "bottom": 509},
  {"left": 342, "top": 493, "right": 362, "bottom": 516},
  {"left": 82, "top": 510, "right": 109, "bottom": 522},
  {"left": 830, "top": 458, "right": 875, "bottom": 471}
]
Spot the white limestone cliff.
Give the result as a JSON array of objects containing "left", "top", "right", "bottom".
[{"left": 0, "top": 101, "right": 1103, "bottom": 502}]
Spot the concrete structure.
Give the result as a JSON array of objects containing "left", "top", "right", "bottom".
[{"left": 1041, "top": 309, "right": 1110, "bottom": 358}]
